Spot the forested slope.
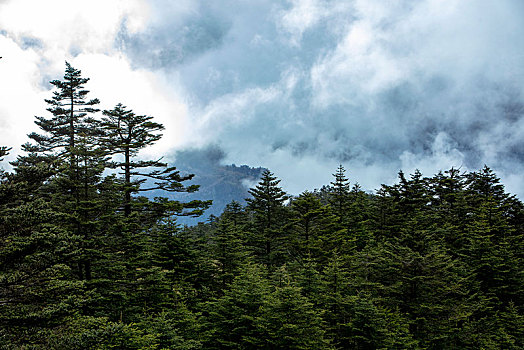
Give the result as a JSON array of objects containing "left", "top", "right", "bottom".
[{"left": 1, "top": 64, "right": 523, "bottom": 349}]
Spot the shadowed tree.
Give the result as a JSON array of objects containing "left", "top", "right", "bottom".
[
  {"left": 21, "top": 62, "right": 104, "bottom": 281},
  {"left": 329, "top": 165, "right": 350, "bottom": 221},
  {"left": 0, "top": 147, "right": 10, "bottom": 182},
  {"left": 287, "top": 191, "right": 343, "bottom": 264},
  {"left": 246, "top": 170, "right": 289, "bottom": 268},
  {"left": 28, "top": 62, "right": 100, "bottom": 182},
  {"left": 0, "top": 147, "right": 9, "bottom": 161},
  {"left": 100, "top": 103, "right": 210, "bottom": 218}
]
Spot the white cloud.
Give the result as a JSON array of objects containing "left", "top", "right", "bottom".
[
  {"left": 280, "top": 0, "right": 326, "bottom": 45},
  {"left": 2, "top": 0, "right": 524, "bottom": 199},
  {"left": 310, "top": 0, "right": 524, "bottom": 107},
  {"left": 0, "top": 36, "right": 48, "bottom": 162},
  {"left": 278, "top": 0, "right": 351, "bottom": 45},
  {"left": 0, "top": 0, "right": 194, "bottom": 164},
  {"left": 0, "top": 0, "right": 150, "bottom": 55},
  {"left": 399, "top": 132, "right": 466, "bottom": 175},
  {"left": 72, "top": 53, "right": 190, "bottom": 158},
  {"left": 147, "top": 0, "right": 199, "bottom": 23},
  {"left": 311, "top": 21, "right": 406, "bottom": 108},
  {"left": 193, "top": 70, "right": 303, "bottom": 149}
]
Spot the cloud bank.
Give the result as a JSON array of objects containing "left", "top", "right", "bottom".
[{"left": 1, "top": 0, "right": 524, "bottom": 196}]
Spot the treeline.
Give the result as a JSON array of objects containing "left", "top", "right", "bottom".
[{"left": 1, "top": 64, "right": 523, "bottom": 349}]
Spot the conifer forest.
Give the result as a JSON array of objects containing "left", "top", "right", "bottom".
[{"left": 1, "top": 64, "right": 523, "bottom": 349}]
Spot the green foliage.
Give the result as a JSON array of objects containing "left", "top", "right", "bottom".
[
  {"left": 253, "top": 282, "right": 331, "bottom": 349},
  {"left": 1, "top": 64, "right": 523, "bottom": 349},
  {"left": 246, "top": 170, "right": 290, "bottom": 268},
  {"left": 288, "top": 191, "right": 344, "bottom": 264},
  {"left": 0, "top": 146, "right": 10, "bottom": 162},
  {"left": 45, "top": 316, "right": 159, "bottom": 350},
  {"left": 136, "top": 306, "right": 203, "bottom": 349},
  {"left": 202, "top": 263, "right": 270, "bottom": 349},
  {"left": 329, "top": 164, "right": 350, "bottom": 220}
]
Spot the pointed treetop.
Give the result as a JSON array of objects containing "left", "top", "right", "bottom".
[
  {"left": 331, "top": 164, "right": 350, "bottom": 189},
  {"left": 466, "top": 165, "right": 507, "bottom": 200},
  {"left": 101, "top": 103, "right": 164, "bottom": 155},
  {"left": 247, "top": 169, "right": 289, "bottom": 204},
  {"left": 0, "top": 146, "right": 10, "bottom": 161},
  {"left": 329, "top": 164, "right": 350, "bottom": 218}
]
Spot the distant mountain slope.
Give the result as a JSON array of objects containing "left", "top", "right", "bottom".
[{"left": 160, "top": 147, "right": 266, "bottom": 225}]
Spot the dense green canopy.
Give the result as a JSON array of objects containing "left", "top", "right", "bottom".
[{"left": 1, "top": 63, "right": 523, "bottom": 349}]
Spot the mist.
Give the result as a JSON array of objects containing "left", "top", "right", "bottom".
[{"left": 1, "top": 0, "right": 523, "bottom": 195}]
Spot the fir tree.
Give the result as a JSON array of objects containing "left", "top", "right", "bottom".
[
  {"left": 254, "top": 282, "right": 332, "bottom": 349},
  {"left": 329, "top": 164, "right": 350, "bottom": 220},
  {"left": 210, "top": 203, "right": 250, "bottom": 292},
  {"left": 28, "top": 61, "right": 101, "bottom": 183},
  {"left": 101, "top": 103, "right": 211, "bottom": 218},
  {"left": 203, "top": 263, "right": 270, "bottom": 349},
  {"left": 246, "top": 170, "right": 289, "bottom": 268},
  {"left": 22, "top": 62, "right": 105, "bottom": 281},
  {"left": 0, "top": 146, "right": 9, "bottom": 161},
  {"left": 288, "top": 191, "right": 342, "bottom": 264}
]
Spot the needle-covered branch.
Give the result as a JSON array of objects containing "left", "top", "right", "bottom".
[
  {"left": 101, "top": 103, "right": 210, "bottom": 217},
  {"left": 0, "top": 146, "right": 11, "bottom": 161}
]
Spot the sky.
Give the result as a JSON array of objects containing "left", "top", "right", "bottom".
[{"left": 1, "top": 0, "right": 524, "bottom": 196}]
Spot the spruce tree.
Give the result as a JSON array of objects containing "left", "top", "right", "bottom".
[
  {"left": 288, "top": 191, "right": 342, "bottom": 264},
  {"left": 0, "top": 159, "right": 88, "bottom": 346},
  {"left": 0, "top": 146, "right": 9, "bottom": 161},
  {"left": 203, "top": 263, "right": 271, "bottom": 349},
  {"left": 0, "top": 147, "right": 9, "bottom": 183},
  {"left": 23, "top": 62, "right": 104, "bottom": 281},
  {"left": 427, "top": 168, "right": 470, "bottom": 254},
  {"left": 210, "top": 202, "right": 250, "bottom": 292},
  {"left": 462, "top": 166, "right": 524, "bottom": 310},
  {"left": 254, "top": 282, "right": 332, "bottom": 349},
  {"left": 28, "top": 61, "right": 101, "bottom": 180},
  {"left": 101, "top": 103, "right": 210, "bottom": 218},
  {"left": 246, "top": 170, "right": 289, "bottom": 268},
  {"left": 329, "top": 164, "right": 350, "bottom": 220}
]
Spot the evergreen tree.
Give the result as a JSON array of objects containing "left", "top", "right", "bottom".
[
  {"left": 101, "top": 103, "right": 161, "bottom": 216},
  {"left": 254, "top": 282, "right": 332, "bottom": 349},
  {"left": 220, "top": 200, "right": 250, "bottom": 228},
  {"left": 246, "top": 170, "right": 289, "bottom": 268},
  {"left": 329, "top": 164, "right": 350, "bottom": 220},
  {"left": 203, "top": 263, "right": 270, "bottom": 349},
  {"left": 101, "top": 103, "right": 211, "bottom": 219},
  {"left": 136, "top": 305, "right": 204, "bottom": 349},
  {"left": 0, "top": 170, "right": 88, "bottom": 346},
  {"left": 210, "top": 202, "right": 251, "bottom": 292},
  {"left": 346, "top": 183, "right": 374, "bottom": 250},
  {"left": 0, "top": 146, "right": 9, "bottom": 161},
  {"left": 461, "top": 166, "right": 524, "bottom": 310},
  {"left": 427, "top": 168, "right": 470, "bottom": 254},
  {"left": 287, "top": 191, "right": 343, "bottom": 264},
  {"left": 101, "top": 104, "right": 211, "bottom": 216},
  {"left": 0, "top": 146, "right": 10, "bottom": 184},
  {"left": 28, "top": 61, "right": 101, "bottom": 184},
  {"left": 22, "top": 62, "right": 105, "bottom": 281}
]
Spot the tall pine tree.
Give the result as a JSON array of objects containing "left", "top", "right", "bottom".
[
  {"left": 246, "top": 170, "right": 289, "bottom": 268},
  {"left": 23, "top": 62, "right": 104, "bottom": 281},
  {"left": 100, "top": 103, "right": 210, "bottom": 218}
]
